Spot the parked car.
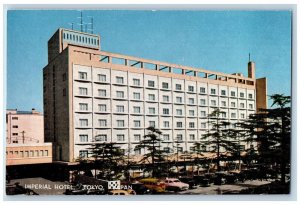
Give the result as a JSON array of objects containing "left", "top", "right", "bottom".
[
  {"left": 178, "top": 177, "right": 197, "bottom": 189},
  {"left": 108, "top": 189, "right": 136, "bottom": 195},
  {"left": 164, "top": 178, "right": 189, "bottom": 192},
  {"left": 131, "top": 182, "right": 152, "bottom": 195},
  {"left": 139, "top": 178, "right": 166, "bottom": 193},
  {"left": 193, "top": 175, "right": 210, "bottom": 187}
]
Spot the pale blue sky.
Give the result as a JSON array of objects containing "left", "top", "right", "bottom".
[{"left": 7, "top": 10, "right": 291, "bottom": 112}]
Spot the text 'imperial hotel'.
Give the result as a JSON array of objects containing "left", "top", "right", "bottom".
[{"left": 43, "top": 28, "right": 267, "bottom": 163}]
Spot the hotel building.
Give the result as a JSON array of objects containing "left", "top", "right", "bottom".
[{"left": 43, "top": 28, "right": 267, "bottom": 163}]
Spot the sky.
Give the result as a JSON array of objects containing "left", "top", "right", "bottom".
[{"left": 6, "top": 10, "right": 292, "bottom": 112}]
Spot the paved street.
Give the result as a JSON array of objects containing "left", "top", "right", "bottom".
[{"left": 165, "top": 180, "right": 272, "bottom": 195}]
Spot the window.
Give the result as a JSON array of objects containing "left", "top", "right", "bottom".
[
  {"left": 30, "top": 151, "right": 34, "bottom": 157},
  {"left": 79, "top": 72, "right": 87, "bottom": 80},
  {"left": 79, "top": 103, "right": 88, "bottom": 111},
  {"left": 190, "top": 147, "right": 195, "bottom": 152},
  {"left": 12, "top": 117, "right": 18, "bottom": 120},
  {"left": 200, "top": 87, "right": 206, "bottom": 93},
  {"left": 149, "top": 121, "right": 155, "bottom": 127},
  {"left": 177, "top": 147, "right": 183, "bottom": 152},
  {"left": 164, "top": 147, "right": 171, "bottom": 153},
  {"left": 134, "top": 120, "right": 141, "bottom": 127},
  {"left": 149, "top": 107, "right": 156, "bottom": 114},
  {"left": 134, "top": 134, "right": 141, "bottom": 141},
  {"left": 163, "top": 134, "right": 170, "bottom": 141},
  {"left": 133, "top": 78, "right": 140, "bottom": 86},
  {"left": 148, "top": 80, "right": 155, "bottom": 87},
  {"left": 241, "top": 113, "right": 245, "bottom": 119},
  {"left": 133, "top": 92, "right": 140, "bottom": 100},
  {"left": 211, "top": 100, "right": 217, "bottom": 106},
  {"left": 98, "top": 89, "right": 106, "bottom": 97},
  {"left": 63, "top": 88, "right": 66, "bottom": 96},
  {"left": 99, "top": 119, "right": 107, "bottom": 127},
  {"left": 221, "top": 90, "right": 226, "bottom": 96},
  {"left": 221, "top": 101, "right": 226, "bottom": 107},
  {"left": 95, "top": 135, "right": 107, "bottom": 141},
  {"left": 200, "top": 111, "right": 206, "bottom": 117},
  {"left": 79, "top": 150, "right": 88, "bottom": 158},
  {"left": 189, "top": 122, "right": 195, "bottom": 128},
  {"left": 20, "top": 151, "right": 23, "bottom": 157},
  {"left": 116, "top": 105, "right": 125, "bottom": 113},
  {"left": 163, "top": 95, "right": 169, "bottom": 102},
  {"left": 188, "top": 98, "right": 195, "bottom": 104},
  {"left": 176, "top": 109, "right": 183, "bottom": 115},
  {"left": 133, "top": 106, "right": 141, "bottom": 113},
  {"left": 189, "top": 110, "right": 195, "bottom": 116},
  {"left": 148, "top": 94, "right": 155, "bottom": 101},
  {"left": 79, "top": 119, "right": 88, "bottom": 127},
  {"left": 163, "top": 121, "right": 170, "bottom": 128},
  {"left": 249, "top": 104, "right": 254, "bottom": 109},
  {"left": 200, "top": 99, "right": 206, "bottom": 106},
  {"left": 116, "top": 91, "right": 124, "bottom": 98},
  {"left": 116, "top": 76, "right": 124, "bottom": 84},
  {"left": 189, "top": 134, "right": 195, "bottom": 141},
  {"left": 221, "top": 112, "right": 227, "bottom": 118},
  {"left": 135, "top": 149, "right": 142, "bottom": 155},
  {"left": 25, "top": 151, "right": 29, "bottom": 157},
  {"left": 211, "top": 88, "right": 216, "bottom": 95},
  {"left": 248, "top": 93, "right": 253, "bottom": 99},
  {"left": 177, "top": 134, "right": 183, "bottom": 141},
  {"left": 98, "top": 74, "right": 106, "bottom": 82},
  {"left": 79, "top": 87, "right": 88, "bottom": 95},
  {"left": 117, "top": 120, "right": 125, "bottom": 127},
  {"left": 45, "top": 150, "right": 49, "bottom": 156},
  {"left": 240, "top": 92, "right": 245, "bottom": 98},
  {"left": 163, "top": 108, "right": 169, "bottom": 115},
  {"left": 12, "top": 140, "right": 18, "bottom": 143},
  {"left": 162, "top": 82, "right": 169, "bottom": 89},
  {"left": 79, "top": 135, "right": 88, "bottom": 142},
  {"left": 117, "top": 135, "right": 125, "bottom": 142},
  {"left": 231, "top": 91, "right": 236, "bottom": 97},
  {"left": 12, "top": 133, "right": 18, "bottom": 136},
  {"left": 201, "top": 123, "right": 206, "bottom": 128},
  {"left": 39, "top": 150, "right": 43, "bottom": 157},
  {"left": 231, "top": 102, "right": 236, "bottom": 107},
  {"left": 175, "top": 84, "right": 182, "bottom": 90},
  {"left": 99, "top": 104, "right": 107, "bottom": 112},
  {"left": 240, "top": 103, "right": 245, "bottom": 108},
  {"left": 188, "top": 86, "right": 194, "bottom": 92},
  {"left": 62, "top": 73, "right": 66, "bottom": 81},
  {"left": 176, "top": 97, "right": 182, "bottom": 103},
  {"left": 12, "top": 125, "right": 18, "bottom": 128},
  {"left": 231, "top": 113, "right": 237, "bottom": 118},
  {"left": 176, "top": 122, "right": 183, "bottom": 128}
]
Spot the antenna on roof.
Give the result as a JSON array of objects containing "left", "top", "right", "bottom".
[
  {"left": 68, "top": 22, "right": 74, "bottom": 30},
  {"left": 249, "top": 53, "right": 251, "bottom": 62},
  {"left": 77, "top": 10, "right": 83, "bottom": 32},
  {"left": 87, "top": 16, "right": 94, "bottom": 34}
]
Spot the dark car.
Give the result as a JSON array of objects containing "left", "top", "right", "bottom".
[
  {"left": 131, "top": 182, "right": 152, "bottom": 195},
  {"left": 193, "top": 175, "right": 210, "bottom": 187},
  {"left": 179, "top": 177, "right": 197, "bottom": 189}
]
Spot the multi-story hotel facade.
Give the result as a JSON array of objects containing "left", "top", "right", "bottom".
[{"left": 43, "top": 28, "right": 267, "bottom": 163}]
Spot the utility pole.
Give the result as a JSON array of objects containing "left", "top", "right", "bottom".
[{"left": 21, "top": 131, "right": 25, "bottom": 144}]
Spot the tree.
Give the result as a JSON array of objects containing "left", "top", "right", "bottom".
[
  {"left": 134, "top": 126, "right": 167, "bottom": 177},
  {"left": 87, "top": 142, "right": 125, "bottom": 180},
  {"left": 201, "top": 108, "right": 238, "bottom": 171},
  {"left": 237, "top": 94, "right": 291, "bottom": 184}
]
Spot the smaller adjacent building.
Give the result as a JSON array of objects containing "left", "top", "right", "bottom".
[{"left": 6, "top": 109, "right": 52, "bottom": 166}]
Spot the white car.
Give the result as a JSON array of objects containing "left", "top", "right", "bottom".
[{"left": 164, "top": 178, "right": 189, "bottom": 192}]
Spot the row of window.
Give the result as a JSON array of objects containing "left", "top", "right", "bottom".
[
  {"left": 79, "top": 133, "right": 200, "bottom": 143},
  {"left": 79, "top": 117, "right": 247, "bottom": 128},
  {"left": 63, "top": 33, "right": 99, "bottom": 46},
  {"left": 76, "top": 72, "right": 254, "bottom": 98},
  {"left": 78, "top": 88, "right": 254, "bottom": 108},
  {"left": 77, "top": 100, "right": 254, "bottom": 112},
  {"left": 6, "top": 150, "right": 49, "bottom": 157}
]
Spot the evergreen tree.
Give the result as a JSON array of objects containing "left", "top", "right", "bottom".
[{"left": 134, "top": 126, "right": 167, "bottom": 177}]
